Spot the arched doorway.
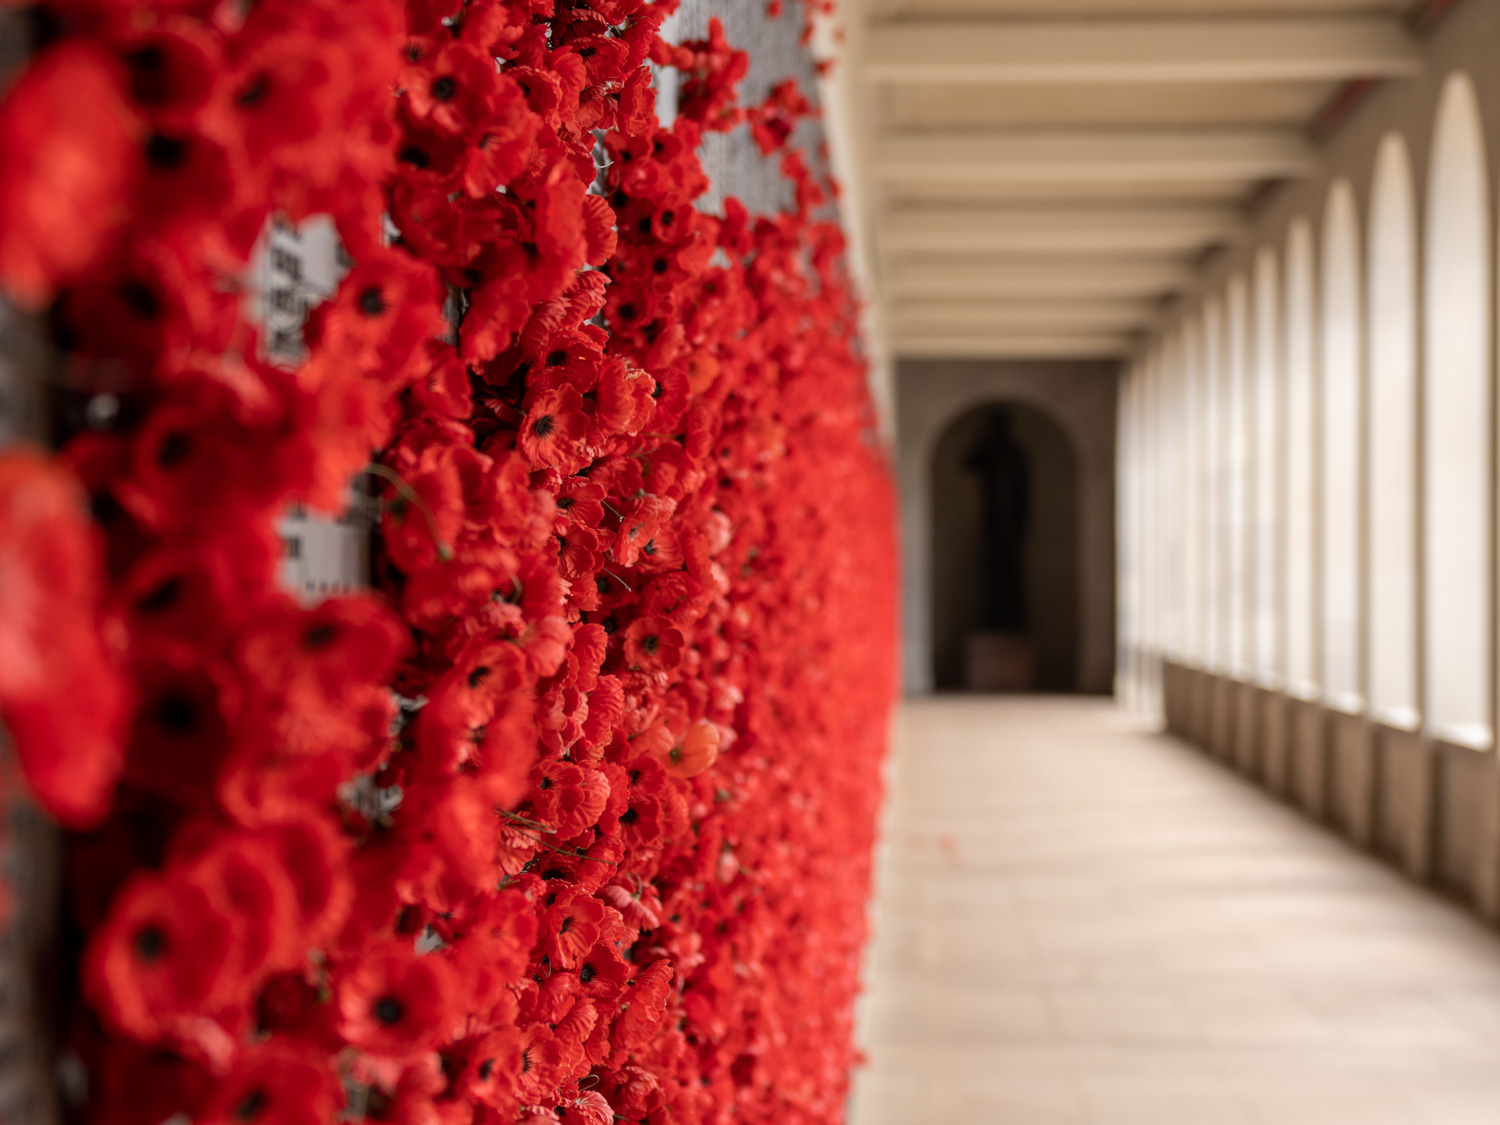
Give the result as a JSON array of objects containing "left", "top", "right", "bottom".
[{"left": 931, "top": 401, "right": 1081, "bottom": 692}]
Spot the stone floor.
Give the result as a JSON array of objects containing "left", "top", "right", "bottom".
[{"left": 849, "top": 697, "right": 1500, "bottom": 1125}]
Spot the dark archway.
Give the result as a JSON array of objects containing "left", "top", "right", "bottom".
[{"left": 931, "top": 401, "right": 1081, "bottom": 692}]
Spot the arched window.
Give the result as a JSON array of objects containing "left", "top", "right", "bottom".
[
  {"left": 1226, "top": 273, "right": 1252, "bottom": 680},
  {"left": 1424, "top": 73, "right": 1492, "bottom": 749},
  {"left": 1320, "top": 180, "right": 1363, "bottom": 715},
  {"left": 1284, "top": 219, "right": 1319, "bottom": 700},
  {"left": 1367, "top": 132, "right": 1419, "bottom": 731},
  {"left": 1252, "top": 247, "right": 1282, "bottom": 688},
  {"left": 1202, "top": 297, "right": 1225, "bottom": 673}
]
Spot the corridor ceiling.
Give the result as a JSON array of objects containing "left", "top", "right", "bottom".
[{"left": 849, "top": 0, "right": 1433, "bottom": 360}]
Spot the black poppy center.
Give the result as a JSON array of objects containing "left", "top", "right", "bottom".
[
  {"left": 304, "top": 623, "right": 338, "bottom": 649},
  {"left": 134, "top": 925, "right": 167, "bottom": 962},
  {"left": 620, "top": 807, "right": 639, "bottom": 825},
  {"left": 468, "top": 665, "right": 492, "bottom": 689},
  {"left": 432, "top": 76, "right": 457, "bottom": 101},
  {"left": 547, "top": 350, "right": 568, "bottom": 367},
  {"left": 399, "top": 145, "right": 430, "bottom": 168},
  {"left": 580, "top": 962, "right": 597, "bottom": 983},
  {"left": 641, "top": 634, "right": 660, "bottom": 655},
  {"left": 157, "top": 431, "right": 191, "bottom": 468},
  {"left": 145, "top": 134, "right": 189, "bottom": 170},
  {"left": 374, "top": 996, "right": 404, "bottom": 1025},
  {"left": 155, "top": 692, "right": 200, "bottom": 735},
  {"left": 478, "top": 1058, "right": 495, "bottom": 1081},
  {"left": 137, "top": 577, "right": 183, "bottom": 613},
  {"left": 234, "top": 1089, "right": 268, "bottom": 1120},
  {"left": 118, "top": 279, "right": 161, "bottom": 321},
  {"left": 534, "top": 414, "right": 556, "bottom": 438},
  {"left": 358, "top": 286, "right": 387, "bottom": 317},
  {"left": 235, "top": 73, "right": 269, "bottom": 108}
]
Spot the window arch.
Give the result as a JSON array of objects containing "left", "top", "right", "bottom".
[
  {"left": 1367, "top": 132, "right": 1420, "bottom": 731},
  {"left": 1424, "top": 72, "right": 1492, "bottom": 749},
  {"left": 1320, "top": 180, "right": 1364, "bottom": 715},
  {"left": 1251, "top": 247, "right": 1282, "bottom": 688},
  {"left": 1284, "top": 218, "right": 1319, "bottom": 701}
]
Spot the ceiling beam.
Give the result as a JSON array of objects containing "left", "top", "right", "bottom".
[
  {"left": 892, "top": 299, "right": 1160, "bottom": 333},
  {"left": 881, "top": 205, "right": 1243, "bottom": 254},
  {"left": 893, "top": 331, "right": 1136, "bottom": 360},
  {"left": 885, "top": 258, "right": 1197, "bottom": 299},
  {"left": 874, "top": 129, "right": 1317, "bottom": 183},
  {"left": 865, "top": 17, "right": 1422, "bottom": 85}
]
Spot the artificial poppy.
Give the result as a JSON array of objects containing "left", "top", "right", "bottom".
[
  {"left": 336, "top": 940, "right": 458, "bottom": 1056},
  {"left": 84, "top": 868, "right": 240, "bottom": 1040},
  {"left": 0, "top": 41, "right": 139, "bottom": 308}
]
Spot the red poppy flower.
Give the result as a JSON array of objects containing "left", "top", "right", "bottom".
[
  {"left": 460, "top": 76, "right": 541, "bottom": 196},
  {"left": 118, "top": 22, "right": 222, "bottom": 125},
  {"left": 195, "top": 1040, "right": 342, "bottom": 1125},
  {"left": 404, "top": 42, "right": 502, "bottom": 138},
  {"left": 336, "top": 940, "right": 458, "bottom": 1055},
  {"left": 622, "top": 616, "right": 684, "bottom": 674},
  {"left": 611, "top": 958, "right": 673, "bottom": 1052},
  {"left": 84, "top": 868, "right": 240, "bottom": 1040},
  {"left": 531, "top": 759, "right": 611, "bottom": 837},
  {"left": 259, "top": 816, "right": 354, "bottom": 949},
  {"left": 448, "top": 1027, "right": 525, "bottom": 1112},
  {"left": 517, "top": 385, "right": 590, "bottom": 472},
  {"left": 304, "top": 247, "right": 447, "bottom": 380},
  {"left": 0, "top": 449, "right": 126, "bottom": 827},
  {"left": 0, "top": 41, "right": 140, "bottom": 308},
  {"left": 125, "top": 648, "right": 236, "bottom": 808},
  {"left": 655, "top": 719, "right": 720, "bottom": 779},
  {"left": 539, "top": 885, "right": 606, "bottom": 969}
]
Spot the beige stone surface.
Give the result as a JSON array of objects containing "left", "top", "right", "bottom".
[{"left": 851, "top": 697, "right": 1500, "bottom": 1124}]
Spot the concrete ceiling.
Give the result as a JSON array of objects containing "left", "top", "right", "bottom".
[{"left": 848, "top": 0, "right": 1427, "bottom": 360}]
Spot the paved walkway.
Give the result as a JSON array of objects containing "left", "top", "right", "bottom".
[{"left": 850, "top": 697, "right": 1500, "bottom": 1125}]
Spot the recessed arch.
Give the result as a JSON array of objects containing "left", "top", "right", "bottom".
[
  {"left": 1367, "top": 131, "right": 1419, "bottom": 731},
  {"left": 1321, "top": 179, "right": 1363, "bottom": 715},
  {"left": 1424, "top": 71, "right": 1492, "bottom": 749},
  {"left": 1284, "top": 218, "right": 1319, "bottom": 701},
  {"left": 930, "top": 399, "right": 1081, "bottom": 692}
]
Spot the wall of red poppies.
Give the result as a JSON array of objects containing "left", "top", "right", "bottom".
[{"left": 0, "top": 0, "right": 897, "bottom": 1120}]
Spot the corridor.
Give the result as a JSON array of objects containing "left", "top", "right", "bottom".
[{"left": 852, "top": 698, "right": 1500, "bottom": 1125}]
